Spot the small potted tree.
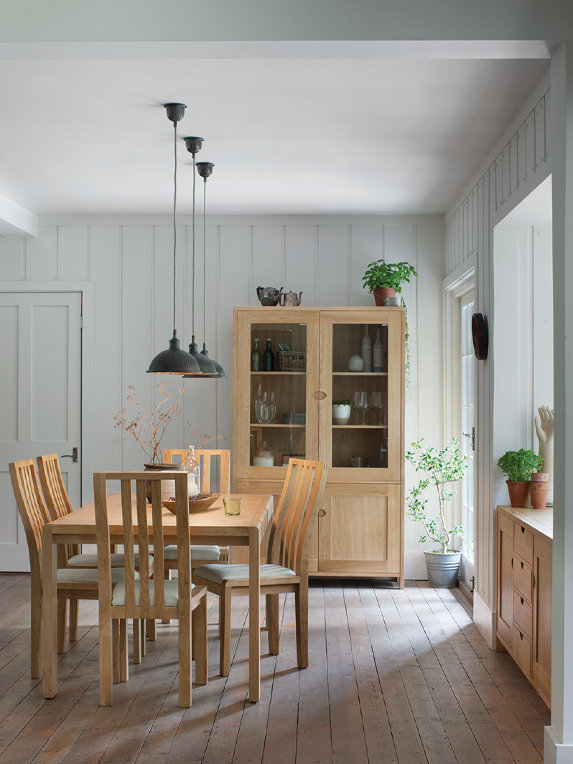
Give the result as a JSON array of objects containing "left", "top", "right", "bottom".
[
  {"left": 497, "top": 449, "right": 543, "bottom": 507},
  {"left": 362, "top": 259, "right": 418, "bottom": 306},
  {"left": 406, "top": 438, "right": 467, "bottom": 587}
]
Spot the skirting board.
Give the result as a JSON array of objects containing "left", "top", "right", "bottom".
[
  {"left": 473, "top": 588, "right": 496, "bottom": 649},
  {"left": 404, "top": 551, "right": 429, "bottom": 580},
  {"left": 545, "top": 726, "right": 573, "bottom": 764}
]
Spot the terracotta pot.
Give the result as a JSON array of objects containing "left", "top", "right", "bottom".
[
  {"left": 529, "top": 481, "right": 549, "bottom": 509},
  {"left": 530, "top": 471, "right": 549, "bottom": 482},
  {"left": 506, "top": 480, "right": 530, "bottom": 508},
  {"left": 373, "top": 287, "right": 396, "bottom": 306}
]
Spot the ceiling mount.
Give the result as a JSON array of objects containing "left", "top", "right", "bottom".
[
  {"left": 164, "top": 102, "right": 187, "bottom": 124},
  {"left": 184, "top": 136, "right": 204, "bottom": 156}
]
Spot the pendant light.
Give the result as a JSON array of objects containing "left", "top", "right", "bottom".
[
  {"left": 147, "top": 103, "right": 200, "bottom": 375},
  {"left": 181, "top": 136, "right": 218, "bottom": 377},
  {"left": 196, "top": 160, "right": 226, "bottom": 377}
]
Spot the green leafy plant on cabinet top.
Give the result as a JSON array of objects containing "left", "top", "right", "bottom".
[
  {"left": 361, "top": 259, "right": 418, "bottom": 294},
  {"left": 497, "top": 449, "right": 543, "bottom": 482}
]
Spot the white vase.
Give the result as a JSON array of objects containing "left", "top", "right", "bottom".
[{"left": 373, "top": 328, "right": 384, "bottom": 372}]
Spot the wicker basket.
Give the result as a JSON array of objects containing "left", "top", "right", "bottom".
[{"left": 277, "top": 350, "right": 306, "bottom": 371}]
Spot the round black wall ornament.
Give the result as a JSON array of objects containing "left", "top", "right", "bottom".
[{"left": 472, "top": 312, "right": 488, "bottom": 360}]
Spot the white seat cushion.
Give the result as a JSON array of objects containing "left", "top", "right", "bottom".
[
  {"left": 67, "top": 552, "right": 153, "bottom": 568},
  {"left": 193, "top": 563, "right": 297, "bottom": 585},
  {"left": 164, "top": 545, "right": 221, "bottom": 562},
  {"left": 111, "top": 579, "right": 195, "bottom": 607},
  {"left": 57, "top": 567, "right": 132, "bottom": 583}
]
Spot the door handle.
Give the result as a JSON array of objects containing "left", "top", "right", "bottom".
[{"left": 61, "top": 447, "right": 79, "bottom": 463}]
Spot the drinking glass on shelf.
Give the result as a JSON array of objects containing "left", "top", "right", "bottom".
[
  {"left": 354, "top": 391, "right": 368, "bottom": 424},
  {"left": 370, "top": 391, "right": 383, "bottom": 425}
]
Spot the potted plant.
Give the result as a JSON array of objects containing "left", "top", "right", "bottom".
[
  {"left": 497, "top": 449, "right": 543, "bottom": 507},
  {"left": 362, "top": 259, "right": 418, "bottom": 306},
  {"left": 406, "top": 438, "right": 467, "bottom": 588},
  {"left": 529, "top": 470, "right": 549, "bottom": 509},
  {"left": 332, "top": 399, "right": 352, "bottom": 425}
]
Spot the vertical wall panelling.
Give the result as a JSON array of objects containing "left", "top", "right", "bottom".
[
  {"left": 0, "top": 237, "right": 25, "bottom": 280},
  {"left": 444, "top": 83, "right": 551, "bottom": 646},
  {"left": 317, "top": 225, "right": 349, "bottom": 306},
  {"left": 90, "top": 226, "right": 122, "bottom": 472},
  {"left": 57, "top": 226, "right": 89, "bottom": 281},
  {"left": 285, "top": 226, "right": 318, "bottom": 305},
  {"left": 349, "top": 225, "right": 383, "bottom": 306},
  {"left": 252, "top": 226, "right": 285, "bottom": 289},
  {"left": 25, "top": 226, "right": 57, "bottom": 280}
]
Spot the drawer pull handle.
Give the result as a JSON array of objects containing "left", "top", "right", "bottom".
[
  {"left": 318, "top": 509, "right": 326, "bottom": 518},
  {"left": 520, "top": 632, "right": 524, "bottom": 640},
  {"left": 521, "top": 527, "right": 525, "bottom": 534},
  {"left": 521, "top": 561, "right": 524, "bottom": 569},
  {"left": 521, "top": 597, "right": 524, "bottom": 605}
]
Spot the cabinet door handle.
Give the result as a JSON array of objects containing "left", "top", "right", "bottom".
[
  {"left": 318, "top": 508, "right": 326, "bottom": 518},
  {"left": 533, "top": 574, "right": 536, "bottom": 588},
  {"left": 521, "top": 597, "right": 524, "bottom": 605},
  {"left": 520, "top": 632, "right": 524, "bottom": 640},
  {"left": 521, "top": 561, "right": 524, "bottom": 569},
  {"left": 521, "top": 526, "right": 525, "bottom": 534},
  {"left": 511, "top": 557, "right": 514, "bottom": 568},
  {"left": 313, "top": 391, "right": 327, "bottom": 400}
]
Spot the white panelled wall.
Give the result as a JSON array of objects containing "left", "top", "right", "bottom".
[{"left": 0, "top": 214, "right": 443, "bottom": 578}]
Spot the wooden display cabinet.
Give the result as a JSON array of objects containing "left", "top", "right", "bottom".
[{"left": 233, "top": 306, "right": 405, "bottom": 584}]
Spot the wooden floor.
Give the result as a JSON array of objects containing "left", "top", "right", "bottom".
[{"left": 0, "top": 574, "right": 549, "bottom": 764}]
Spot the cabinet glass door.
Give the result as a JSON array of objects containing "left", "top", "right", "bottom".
[{"left": 320, "top": 311, "right": 403, "bottom": 482}]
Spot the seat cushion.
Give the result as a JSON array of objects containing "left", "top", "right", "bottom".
[
  {"left": 193, "top": 563, "right": 297, "bottom": 585},
  {"left": 67, "top": 552, "right": 153, "bottom": 568},
  {"left": 111, "top": 579, "right": 195, "bottom": 607},
  {"left": 57, "top": 567, "right": 132, "bottom": 583},
  {"left": 164, "top": 545, "right": 221, "bottom": 562}
]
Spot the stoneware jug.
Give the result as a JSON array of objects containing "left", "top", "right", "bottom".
[
  {"left": 257, "top": 286, "right": 283, "bottom": 306},
  {"left": 280, "top": 290, "right": 303, "bottom": 306}
]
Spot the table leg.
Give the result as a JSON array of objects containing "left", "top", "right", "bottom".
[
  {"left": 42, "top": 525, "right": 58, "bottom": 697},
  {"left": 248, "top": 527, "right": 260, "bottom": 702}
]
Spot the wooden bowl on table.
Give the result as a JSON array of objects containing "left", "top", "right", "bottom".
[{"left": 162, "top": 493, "right": 219, "bottom": 514}]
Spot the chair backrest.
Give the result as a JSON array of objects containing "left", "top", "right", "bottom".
[
  {"left": 9, "top": 459, "right": 51, "bottom": 574},
  {"left": 37, "top": 453, "right": 73, "bottom": 521},
  {"left": 93, "top": 470, "right": 189, "bottom": 617},
  {"left": 267, "top": 458, "right": 327, "bottom": 578},
  {"left": 163, "top": 448, "right": 231, "bottom": 493}
]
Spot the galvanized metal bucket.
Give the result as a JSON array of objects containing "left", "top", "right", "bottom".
[{"left": 424, "top": 550, "right": 461, "bottom": 588}]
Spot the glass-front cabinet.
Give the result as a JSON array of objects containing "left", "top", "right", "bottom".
[{"left": 233, "top": 306, "right": 405, "bottom": 584}]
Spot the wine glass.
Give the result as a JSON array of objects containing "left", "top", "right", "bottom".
[
  {"left": 370, "top": 392, "right": 383, "bottom": 425},
  {"left": 354, "top": 391, "right": 368, "bottom": 424}
]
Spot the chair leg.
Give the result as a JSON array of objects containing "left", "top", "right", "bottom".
[
  {"left": 192, "top": 594, "right": 208, "bottom": 686},
  {"left": 162, "top": 566, "right": 171, "bottom": 624},
  {"left": 119, "top": 620, "right": 129, "bottom": 682},
  {"left": 178, "top": 607, "right": 192, "bottom": 708},
  {"left": 57, "top": 598, "right": 67, "bottom": 654},
  {"left": 30, "top": 573, "right": 42, "bottom": 679},
  {"left": 99, "top": 611, "right": 113, "bottom": 706},
  {"left": 69, "top": 599, "right": 79, "bottom": 642},
  {"left": 295, "top": 584, "right": 309, "bottom": 669},
  {"left": 113, "top": 619, "right": 121, "bottom": 683},
  {"left": 267, "top": 593, "right": 280, "bottom": 655},
  {"left": 219, "top": 584, "right": 232, "bottom": 677},
  {"left": 133, "top": 619, "right": 141, "bottom": 664},
  {"left": 140, "top": 619, "right": 147, "bottom": 654}
]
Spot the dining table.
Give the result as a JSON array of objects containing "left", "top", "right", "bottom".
[{"left": 42, "top": 491, "right": 274, "bottom": 702}]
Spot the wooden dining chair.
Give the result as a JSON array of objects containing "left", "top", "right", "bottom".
[
  {"left": 162, "top": 448, "right": 231, "bottom": 570},
  {"left": 37, "top": 453, "right": 153, "bottom": 656},
  {"left": 93, "top": 470, "right": 208, "bottom": 707},
  {"left": 194, "top": 458, "right": 327, "bottom": 676},
  {"left": 9, "top": 459, "right": 130, "bottom": 677}
]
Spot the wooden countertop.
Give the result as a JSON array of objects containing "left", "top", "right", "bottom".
[{"left": 497, "top": 505, "right": 553, "bottom": 539}]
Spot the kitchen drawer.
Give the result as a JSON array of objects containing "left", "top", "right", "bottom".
[
  {"left": 514, "top": 522, "right": 534, "bottom": 564},
  {"left": 513, "top": 555, "right": 533, "bottom": 600},
  {"left": 513, "top": 590, "right": 532, "bottom": 639},
  {"left": 513, "top": 627, "right": 532, "bottom": 677}
]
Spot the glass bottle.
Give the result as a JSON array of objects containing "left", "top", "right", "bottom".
[
  {"left": 251, "top": 337, "right": 260, "bottom": 371},
  {"left": 254, "top": 383, "right": 264, "bottom": 422},
  {"left": 373, "top": 328, "right": 384, "bottom": 372},
  {"left": 268, "top": 391, "right": 277, "bottom": 423},
  {"left": 361, "top": 326, "right": 372, "bottom": 372},
  {"left": 262, "top": 338, "right": 274, "bottom": 371},
  {"left": 186, "top": 445, "right": 200, "bottom": 497}
]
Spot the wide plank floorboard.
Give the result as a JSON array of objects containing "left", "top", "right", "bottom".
[{"left": 0, "top": 575, "right": 549, "bottom": 763}]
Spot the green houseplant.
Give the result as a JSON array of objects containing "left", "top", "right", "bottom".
[
  {"left": 406, "top": 437, "right": 468, "bottom": 587},
  {"left": 362, "top": 259, "right": 418, "bottom": 305},
  {"left": 497, "top": 448, "right": 543, "bottom": 507}
]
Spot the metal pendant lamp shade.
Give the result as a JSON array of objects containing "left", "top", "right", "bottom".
[{"left": 148, "top": 103, "right": 200, "bottom": 375}]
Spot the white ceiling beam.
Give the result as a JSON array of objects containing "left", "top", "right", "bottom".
[{"left": 0, "top": 194, "right": 38, "bottom": 236}]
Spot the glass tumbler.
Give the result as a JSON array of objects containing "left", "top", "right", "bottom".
[{"left": 223, "top": 497, "right": 242, "bottom": 516}]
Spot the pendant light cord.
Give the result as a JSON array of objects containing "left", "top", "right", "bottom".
[
  {"left": 172, "top": 119, "right": 178, "bottom": 335},
  {"left": 192, "top": 153, "right": 196, "bottom": 337},
  {"left": 203, "top": 177, "right": 207, "bottom": 342}
]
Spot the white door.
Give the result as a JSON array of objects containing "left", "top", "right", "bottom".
[
  {"left": 459, "top": 290, "right": 476, "bottom": 587},
  {"left": 0, "top": 291, "right": 82, "bottom": 571}
]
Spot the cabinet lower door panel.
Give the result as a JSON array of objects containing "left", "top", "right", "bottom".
[{"left": 318, "top": 486, "right": 401, "bottom": 575}]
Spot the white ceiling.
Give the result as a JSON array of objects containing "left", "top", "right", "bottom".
[{"left": 0, "top": 45, "right": 549, "bottom": 222}]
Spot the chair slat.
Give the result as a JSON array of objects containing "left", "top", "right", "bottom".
[
  {"left": 121, "top": 479, "right": 136, "bottom": 611},
  {"left": 135, "top": 481, "right": 151, "bottom": 613}
]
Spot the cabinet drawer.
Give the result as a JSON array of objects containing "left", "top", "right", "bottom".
[
  {"left": 514, "top": 523, "right": 533, "bottom": 563},
  {"left": 513, "top": 590, "right": 532, "bottom": 639},
  {"left": 513, "top": 555, "right": 533, "bottom": 600},
  {"left": 513, "top": 628, "right": 532, "bottom": 676}
]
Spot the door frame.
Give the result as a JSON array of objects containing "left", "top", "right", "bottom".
[{"left": 0, "top": 281, "right": 94, "bottom": 505}]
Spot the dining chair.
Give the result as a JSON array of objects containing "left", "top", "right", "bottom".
[
  {"left": 9, "top": 459, "right": 130, "bottom": 677},
  {"left": 162, "top": 448, "right": 232, "bottom": 570},
  {"left": 37, "top": 453, "right": 154, "bottom": 656},
  {"left": 193, "top": 458, "right": 327, "bottom": 676},
  {"left": 93, "top": 470, "right": 208, "bottom": 707}
]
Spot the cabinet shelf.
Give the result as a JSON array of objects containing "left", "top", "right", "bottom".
[
  {"left": 332, "top": 371, "right": 388, "bottom": 376},
  {"left": 250, "top": 423, "right": 305, "bottom": 428},
  {"left": 332, "top": 424, "right": 388, "bottom": 429},
  {"left": 250, "top": 371, "right": 306, "bottom": 376}
]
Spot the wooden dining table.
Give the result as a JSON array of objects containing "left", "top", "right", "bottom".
[{"left": 42, "top": 491, "right": 274, "bottom": 702}]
